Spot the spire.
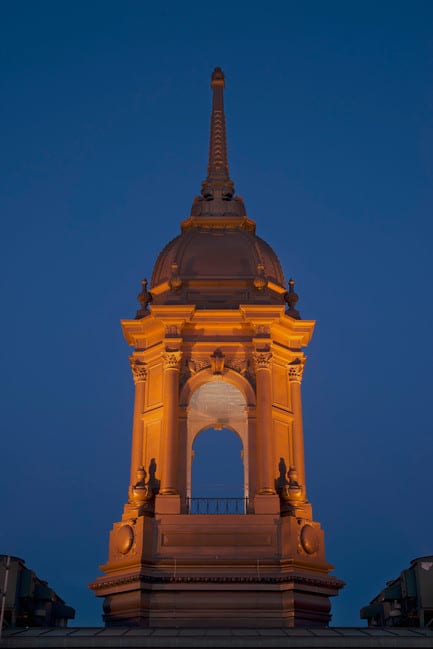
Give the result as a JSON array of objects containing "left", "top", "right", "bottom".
[
  {"left": 207, "top": 68, "right": 229, "bottom": 181},
  {"left": 201, "top": 67, "right": 235, "bottom": 201},
  {"left": 183, "top": 67, "right": 253, "bottom": 230}
]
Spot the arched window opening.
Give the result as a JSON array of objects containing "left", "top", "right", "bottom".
[
  {"left": 186, "top": 380, "right": 249, "bottom": 507},
  {"left": 192, "top": 426, "right": 244, "bottom": 499}
]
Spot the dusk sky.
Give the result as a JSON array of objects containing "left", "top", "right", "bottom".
[{"left": 1, "top": 1, "right": 432, "bottom": 628}]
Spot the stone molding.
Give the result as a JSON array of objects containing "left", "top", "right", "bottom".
[{"left": 91, "top": 572, "right": 344, "bottom": 590}]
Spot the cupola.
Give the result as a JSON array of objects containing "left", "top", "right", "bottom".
[{"left": 148, "top": 68, "right": 288, "bottom": 310}]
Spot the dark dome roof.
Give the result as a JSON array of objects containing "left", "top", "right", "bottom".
[
  {"left": 150, "top": 225, "right": 286, "bottom": 308},
  {"left": 152, "top": 227, "right": 284, "bottom": 286}
]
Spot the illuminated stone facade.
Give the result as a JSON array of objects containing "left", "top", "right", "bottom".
[{"left": 89, "top": 68, "right": 343, "bottom": 628}]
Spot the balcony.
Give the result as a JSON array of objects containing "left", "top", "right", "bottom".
[{"left": 185, "top": 497, "right": 249, "bottom": 514}]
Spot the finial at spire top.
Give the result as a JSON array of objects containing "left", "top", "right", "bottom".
[{"left": 211, "top": 67, "right": 225, "bottom": 87}]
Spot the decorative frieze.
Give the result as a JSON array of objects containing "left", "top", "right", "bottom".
[
  {"left": 188, "top": 358, "right": 211, "bottom": 374},
  {"left": 225, "top": 356, "right": 247, "bottom": 376},
  {"left": 188, "top": 354, "right": 249, "bottom": 377}
]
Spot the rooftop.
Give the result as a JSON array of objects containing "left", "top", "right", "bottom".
[{"left": 2, "top": 626, "right": 433, "bottom": 648}]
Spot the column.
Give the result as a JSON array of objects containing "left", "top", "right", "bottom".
[
  {"left": 253, "top": 351, "right": 275, "bottom": 494},
  {"left": 129, "top": 358, "right": 147, "bottom": 486},
  {"left": 160, "top": 350, "right": 182, "bottom": 495},
  {"left": 288, "top": 362, "right": 307, "bottom": 497}
]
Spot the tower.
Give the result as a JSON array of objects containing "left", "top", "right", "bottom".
[{"left": 89, "top": 68, "right": 344, "bottom": 628}]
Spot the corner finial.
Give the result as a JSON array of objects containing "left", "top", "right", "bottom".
[
  {"left": 135, "top": 278, "right": 152, "bottom": 319},
  {"left": 284, "top": 278, "right": 301, "bottom": 319}
]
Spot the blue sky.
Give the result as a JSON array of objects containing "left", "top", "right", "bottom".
[{"left": 1, "top": 0, "right": 432, "bottom": 627}]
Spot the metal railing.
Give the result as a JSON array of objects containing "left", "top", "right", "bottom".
[{"left": 186, "top": 497, "right": 249, "bottom": 515}]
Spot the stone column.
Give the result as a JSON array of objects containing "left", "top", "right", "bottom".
[
  {"left": 288, "top": 362, "right": 306, "bottom": 497},
  {"left": 160, "top": 351, "right": 182, "bottom": 495},
  {"left": 253, "top": 351, "right": 275, "bottom": 494},
  {"left": 129, "top": 359, "right": 147, "bottom": 486}
]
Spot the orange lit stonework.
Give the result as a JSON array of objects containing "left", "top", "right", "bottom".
[{"left": 89, "top": 68, "right": 343, "bottom": 628}]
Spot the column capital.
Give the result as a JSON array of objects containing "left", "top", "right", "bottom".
[
  {"left": 288, "top": 361, "right": 305, "bottom": 383},
  {"left": 252, "top": 351, "right": 272, "bottom": 372},
  {"left": 162, "top": 350, "right": 182, "bottom": 371},
  {"left": 129, "top": 358, "right": 147, "bottom": 384}
]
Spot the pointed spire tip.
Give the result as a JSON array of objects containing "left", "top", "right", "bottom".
[{"left": 211, "top": 67, "right": 225, "bottom": 87}]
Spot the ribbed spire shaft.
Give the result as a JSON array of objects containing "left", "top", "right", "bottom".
[
  {"left": 207, "top": 67, "right": 229, "bottom": 181},
  {"left": 201, "top": 67, "right": 235, "bottom": 201},
  {"left": 185, "top": 66, "right": 251, "bottom": 226}
]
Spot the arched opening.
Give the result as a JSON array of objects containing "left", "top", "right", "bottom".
[
  {"left": 186, "top": 379, "right": 249, "bottom": 503},
  {"left": 192, "top": 426, "right": 244, "bottom": 499}
]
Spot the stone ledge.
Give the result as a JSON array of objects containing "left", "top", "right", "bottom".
[{"left": 2, "top": 627, "right": 433, "bottom": 648}]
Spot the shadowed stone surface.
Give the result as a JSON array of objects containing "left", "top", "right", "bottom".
[{"left": 2, "top": 627, "right": 433, "bottom": 648}]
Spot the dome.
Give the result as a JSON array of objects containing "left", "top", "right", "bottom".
[
  {"left": 150, "top": 226, "right": 286, "bottom": 308},
  {"left": 136, "top": 68, "right": 298, "bottom": 314}
]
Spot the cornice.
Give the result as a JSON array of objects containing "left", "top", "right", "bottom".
[{"left": 91, "top": 572, "right": 344, "bottom": 590}]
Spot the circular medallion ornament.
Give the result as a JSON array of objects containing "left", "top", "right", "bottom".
[
  {"left": 300, "top": 524, "right": 319, "bottom": 555},
  {"left": 116, "top": 525, "right": 134, "bottom": 554}
]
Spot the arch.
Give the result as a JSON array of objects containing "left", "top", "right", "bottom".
[
  {"left": 180, "top": 367, "right": 256, "bottom": 408},
  {"left": 192, "top": 423, "right": 243, "bottom": 447},
  {"left": 184, "top": 379, "right": 249, "bottom": 499}
]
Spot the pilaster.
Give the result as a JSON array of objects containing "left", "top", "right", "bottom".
[
  {"left": 129, "top": 358, "right": 147, "bottom": 485},
  {"left": 253, "top": 349, "right": 276, "bottom": 496},
  {"left": 159, "top": 350, "right": 182, "bottom": 496},
  {"left": 288, "top": 360, "right": 307, "bottom": 497}
]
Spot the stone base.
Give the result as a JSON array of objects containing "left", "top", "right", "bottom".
[
  {"left": 154, "top": 494, "right": 181, "bottom": 514},
  {"left": 90, "top": 511, "right": 343, "bottom": 628},
  {"left": 253, "top": 493, "right": 281, "bottom": 514},
  {"left": 96, "top": 574, "right": 340, "bottom": 628}
]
